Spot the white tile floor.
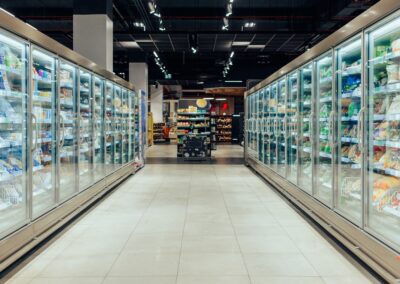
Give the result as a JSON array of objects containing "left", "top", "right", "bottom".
[{"left": 4, "top": 146, "right": 375, "bottom": 284}]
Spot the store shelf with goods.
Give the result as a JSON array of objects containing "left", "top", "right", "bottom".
[
  {"left": 245, "top": 3, "right": 400, "bottom": 281},
  {"left": 93, "top": 76, "right": 104, "bottom": 183},
  {"left": 153, "top": 122, "right": 166, "bottom": 143},
  {"left": 104, "top": 82, "right": 114, "bottom": 174},
  {"left": 212, "top": 115, "right": 232, "bottom": 143}
]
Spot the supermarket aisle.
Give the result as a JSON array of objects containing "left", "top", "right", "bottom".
[{"left": 5, "top": 163, "right": 374, "bottom": 284}]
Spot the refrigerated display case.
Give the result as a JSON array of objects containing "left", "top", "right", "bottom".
[
  {"left": 263, "top": 86, "right": 270, "bottom": 165},
  {"left": 105, "top": 81, "right": 114, "bottom": 174},
  {"left": 277, "top": 78, "right": 287, "bottom": 176},
  {"left": 245, "top": 2, "right": 400, "bottom": 281},
  {"left": 129, "top": 91, "right": 135, "bottom": 162},
  {"left": 122, "top": 89, "right": 129, "bottom": 164},
  {"left": 315, "top": 52, "right": 334, "bottom": 205},
  {"left": 298, "top": 63, "right": 313, "bottom": 193},
  {"left": 257, "top": 89, "right": 264, "bottom": 162},
  {"left": 31, "top": 47, "right": 56, "bottom": 216},
  {"left": 366, "top": 13, "right": 400, "bottom": 249},
  {"left": 93, "top": 76, "right": 104, "bottom": 183},
  {"left": 114, "top": 85, "right": 122, "bottom": 167},
  {"left": 335, "top": 35, "right": 363, "bottom": 223},
  {"left": 0, "top": 31, "right": 28, "bottom": 236},
  {"left": 287, "top": 72, "right": 298, "bottom": 184},
  {"left": 0, "top": 9, "right": 140, "bottom": 273},
  {"left": 58, "top": 60, "right": 77, "bottom": 201}
]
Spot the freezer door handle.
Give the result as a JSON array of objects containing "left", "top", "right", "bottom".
[
  {"left": 357, "top": 107, "right": 366, "bottom": 151},
  {"left": 328, "top": 111, "right": 335, "bottom": 146},
  {"left": 59, "top": 115, "right": 65, "bottom": 147},
  {"left": 31, "top": 113, "right": 38, "bottom": 152}
]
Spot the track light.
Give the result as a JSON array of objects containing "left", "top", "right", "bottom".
[
  {"left": 226, "top": 4, "right": 232, "bottom": 17},
  {"left": 244, "top": 22, "right": 256, "bottom": 28},
  {"left": 148, "top": 1, "right": 155, "bottom": 14},
  {"left": 154, "top": 12, "right": 161, "bottom": 18},
  {"left": 159, "top": 26, "right": 165, "bottom": 31},
  {"left": 222, "top": 17, "right": 229, "bottom": 30},
  {"left": 229, "top": 0, "right": 234, "bottom": 3},
  {"left": 191, "top": 47, "right": 198, "bottom": 54},
  {"left": 153, "top": 51, "right": 159, "bottom": 58},
  {"left": 230, "top": 51, "right": 234, "bottom": 58}
]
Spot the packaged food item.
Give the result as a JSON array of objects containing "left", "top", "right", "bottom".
[
  {"left": 386, "top": 63, "right": 399, "bottom": 84},
  {"left": 387, "top": 96, "right": 400, "bottom": 115},
  {"left": 391, "top": 38, "right": 400, "bottom": 53},
  {"left": 373, "top": 121, "right": 388, "bottom": 140}
]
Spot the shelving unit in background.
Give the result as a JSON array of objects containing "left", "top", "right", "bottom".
[
  {"left": 153, "top": 122, "right": 166, "bottom": 143},
  {"left": 214, "top": 115, "right": 232, "bottom": 143},
  {"left": 177, "top": 111, "right": 211, "bottom": 160}
]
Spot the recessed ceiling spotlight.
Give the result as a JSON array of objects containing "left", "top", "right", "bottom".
[{"left": 244, "top": 22, "right": 256, "bottom": 28}]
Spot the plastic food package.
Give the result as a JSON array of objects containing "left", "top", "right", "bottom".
[{"left": 386, "top": 63, "right": 399, "bottom": 84}]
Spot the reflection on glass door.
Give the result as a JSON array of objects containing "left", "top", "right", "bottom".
[
  {"left": 105, "top": 82, "right": 114, "bottom": 174},
  {"left": 298, "top": 64, "right": 313, "bottom": 193},
  {"left": 315, "top": 53, "right": 334, "bottom": 205},
  {"left": 134, "top": 92, "right": 140, "bottom": 162},
  {"left": 93, "top": 76, "right": 104, "bottom": 182},
  {"left": 114, "top": 85, "right": 122, "bottom": 167},
  {"left": 0, "top": 32, "right": 28, "bottom": 235},
  {"left": 263, "top": 87, "right": 270, "bottom": 165},
  {"left": 287, "top": 72, "right": 299, "bottom": 184},
  {"left": 122, "top": 89, "right": 129, "bottom": 164},
  {"left": 367, "top": 17, "right": 400, "bottom": 248},
  {"left": 58, "top": 61, "right": 77, "bottom": 200},
  {"left": 258, "top": 89, "right": 264, "bottom": 162},
  {"left": 270, "top": 83, "right": 278, "bottom": 170},
  {"left": 336, "top": 37, "right": 363, "bottom": 223},
  {"left": 277, "top": 78, "right": 286, "bottom": 176},
  {"left": 32, "top": 48, "right": 56, "bottom": 215}
]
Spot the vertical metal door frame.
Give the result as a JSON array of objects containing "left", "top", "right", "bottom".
[
  {"left": 76, "top": 69, "right": 81, "bottom": 192},
  {"left": 55, "top": 59, "right": 61, "bottom": 203},
  {"left": 296, "top": 70, "right": 301, "bottom": 186},
  {"left": 284, "top": 76, "right": 289, "bottom": 178},
  {"left": 27, "top": 43, "right": 33, "bottom": 221},
  {"left": 331, "top": 49, "right": 337, "bottom": 209},
  {"left": 311, "top": 59, "right": 317, "bottom": 197},
  {"left": 361, "top": 28, "right": 368, "bottom": 231}
]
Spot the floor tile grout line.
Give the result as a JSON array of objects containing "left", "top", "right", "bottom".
[
  {"left": 175, "top": 169, "right": 193, "bottom": 284},
  {"left": 101, "top": 180, "right": 165, "bottom": 283},
  {"left": 216, "top": 168, "right": 252, "bottom": 283}
]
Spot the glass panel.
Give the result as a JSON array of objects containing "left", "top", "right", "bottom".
[
  {"left": 93, "top": 76, "right": 104, "bottom": 182},
  {"left": 263, "top": 87, "right": 270, "bottom": 165},
  {"left": 287, "top": 72, "right": 299, "bottom": 184},
  {"left": 0, "top": 32, "right": 28, "bottom": 234},
  {"left": 270, "top": 83, "right": 278, "bottom": 170},
  {"left": 277, "top": 78, "right": 287, "bottom": 176},
  {"left": 367, "top": 17, "right": 400, "bottom": 248},
  {"left": 298, "top": 63, "right": 313, "bottom": 193},
  {"left": 105, "top": 82, "right": 114, "bottom": 174},
  {"left": 336, "top": 37, "right": 363, "bottom": 222},
  {"left": 32, "top": 48, "right": 56, "bottom": 215},
  {"left": 134, "top": 92, "right": 140, "bottom": 162},
  {"left": 58, "top": 61, "right": 77, "bottom": 200},
  {"left": 315, "top": 53, "right": 334, "bottom": 205},
  {"left": 258, "top": 89, "right": 264, "bottom": 162},
  {"left": 122, "top": 89, "right": 129, "bottom": 164},
  {"left": 114, "top": 85, "right": 122, "bottom": 167},
  {"left": 78, "top": 70, "right": 93, "bottom": 191},
  {"left": 129, "top": 91, "right": 135, "bottom": 162}
]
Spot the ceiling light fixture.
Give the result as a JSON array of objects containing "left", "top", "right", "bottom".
[
  {"left": 189, "top": 34, "right": 198, "bottom": 54},
  {"left": 204, "top": 97, "right": 214, "bottom": 100},
  {"left": 226, "top": 4, "right": 232, "bottom": 17},
  {"left": 230, "top": 51, "right": 235, "bottom": 58},
  {"left": 244, "top": 22, "right": 256, "bottom": 28},
  {"left": 148, "top": 1, "right": 156, "bottom": 14},
  {"left": 215, "top": 98, "right": 227, "bottom": 101},
  {"left": 225, "top": 80, "right": 243, "bottom": 83},
  {"left": 159, "top": 26, "right": 165, "bottom": 31},
  {"left": 222, "top": 17, "right": 229, "bottom": 30},
  {"left": 153, "top": 12, "right": 161, "bottom": 18},
  {"left": 133, "top": 22, "right": 146, "bottom": 31},
  {"left": 229, "top": 0, "right": 234, "bottom": 3}
]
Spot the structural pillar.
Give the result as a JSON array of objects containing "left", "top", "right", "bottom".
[
  {"left": 129, "top": 62, "right": 149, "bottom": 96},
  {"left": 73, "top": 0, "right": 113, "bottom": 72}
]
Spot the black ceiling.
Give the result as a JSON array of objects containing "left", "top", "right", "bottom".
[{"left": 0, "top": 0, "right": 378, "bottom": 88}]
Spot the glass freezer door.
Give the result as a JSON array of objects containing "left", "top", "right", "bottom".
[
  {"left": 315, "top": 53, "right": 334, "bottom": 205},
  {"left": 0, "top": 31, "right": 28, "bottom": 235},
  {"left": 258, "top": 89, "right": 264, "bottom": 162},
  {"left": 277, "top": 78, "right": 287, "bottom": 176},
  {"left": 114, "top": 85, "right": 122, "bottom": 167},
  {"left": 134, "top": 92, "right": 140, "bottom": 162},
  {"left": 270, "top": 83, "right": 278, "bottom": 170},
  {"left": 78, "top": 70, "right": 93, "bottom": 191},
  {"left": 263, "top": 86, "right": 270, "bottom": 165},
  {"left": 298, "top": 63, "right": 313, "bottom": 193},
  {"left": 105, "top": 82, "right": 114, "bottom": 174},
  {"left": 93, "top": 76, "right": 104, "bottom": 182},
  {"left": 31, "top": 48, "right": 56, "bottom": 216},
  {"left": 129, "top": 91, "right": 135, "bottom": 162},
  {"left": 58, "top": 61, "right": 77, "bottom": 201},
  {"left": 287, "top": 72, "right": 299, "bottom": 184},
  {"left": 335, "top": 36, "right": 363, "bottom": 223},
  {"left": 367, "top": 16, "right": 400, "bottom": 248},
  {"left": 122, "top": 89, "right": 129, "bottom": 164}
]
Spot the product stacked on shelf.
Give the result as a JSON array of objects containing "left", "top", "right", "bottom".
[
  {"left": 153, "top": 122, "right": 166, "bottom": 143},
  {"left": 214, "top": 115, "right": 232, "bottom": 143},
  {"left": 245, "top": 6, "right": 400, "bottom": 275},
  {"left": 210, "top": 114, "right": 217, "bottom": 150},
  {"left": 177, "top": 105, "right": 211, "bottom": 160}
]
